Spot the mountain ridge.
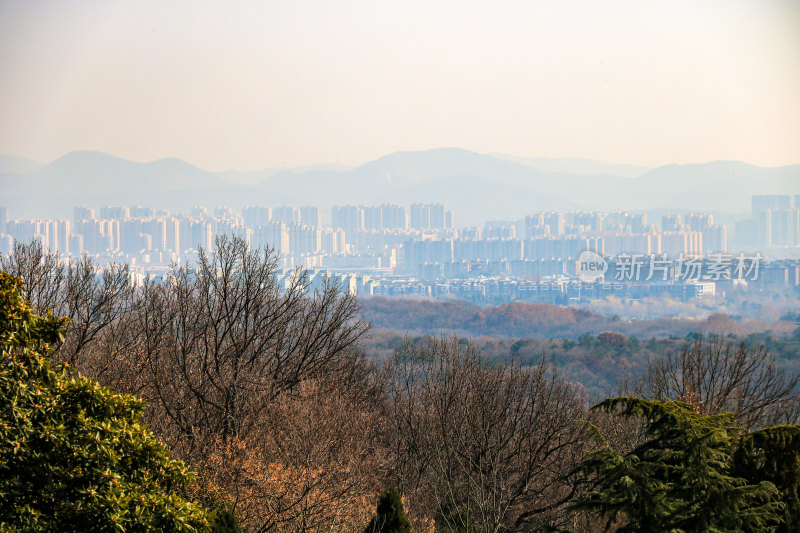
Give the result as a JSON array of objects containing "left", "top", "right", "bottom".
[
  {"left": 488, "top": 153, "right": 651, "bottom": 178},
  {"left": 0, "top": 154, "right": 43, "bottom": 174},
  {"left": 0, "top": 149, "right": 797, "bottom": 222}
]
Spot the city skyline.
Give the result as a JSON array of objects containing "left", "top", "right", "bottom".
[
  {"left": 2, "top": 197, "right": 797, "bottom": 307},
  {"left": 1, "top": 194, "right": 795, "bottom": 262}
]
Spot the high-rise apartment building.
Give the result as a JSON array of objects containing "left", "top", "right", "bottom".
[
  {"left": 299, "top": 206, "right": 320, "bottom": 227},
  {"left": 331, "top": 205, "right": 364, "bottom": 237},
  {"left": 130, "top": 206, "right": 155, "bottom": 218},
  {"left": 252, "top": 221, "right": 288, "bottom": 253},
  {"left": 6, "top": 220, "right": 45, "bottom": 249},
  {"left": 409, "top": 203, "right": 430, "bottom": 230},
  {"left": 164, "top": 217, "right": 180, "bottom": 252},
  {"left": 756, "top": 210, "right": 772, "bottom": 247},
  {"left": 191, "top": 205, "right": 209, "bottom": 218},
  {"left": 409, "top": 203, "right": 446, "bottom": 230},
  {"left": 701, "top": 225, "right": 727, "bottom": 252},
  {"left": 445, "top": 210, "right": 455, "bottom": 229},
  {"left": 630, "top": 214, "right": 648, "bottom": 233},
  {"left": 429, "top": 204, "right": 446, "bottom": 229},
  {"left": 320, "top": 228, "right": 346, "bottom": 254},
  {"left": 362, "top": 206, "right": 382, "bottom": 231},
  {"left": 662, "top": 214, "right": 684, "bottom": 232},
  {"left": 145, "top": 218, "right": 168, "bottom": 251},
  {"left": 53, "top": 219, "right": 70, "bottom": 254},
  {"left": 0, "top": 234, "right": 13, "bottom": 256},
  {"left": 753, "top": 195, "right": 791, "bottom": 212},
  {"left": 100, "top": 206, "right": 130, "bottom": 220},
  {"left": 189, "top": 221, "right": 213, "bottom": 251},
  {"left": 661, "top": 231, "right": 703, "bottom": 257},
  {"left": 544, "top": 212, "right": 565, "bottom": 236},
  {"left": 73, "top": 206, "right": 95, "bottom": 224},
  {"left": 380, "top": 204, "right": 407, "bottom": 230},
  {"left": 272, "top": 206, "right": 300, "bottom": 225},
  {"left": 288, "top": 223, "right": 321, "bottom": 255},
  {"left": 771, "top": 209, "right": 799, "bottom": 246},
  {"left": 242, "top": 206, "right": 272, "bottom": 228}
]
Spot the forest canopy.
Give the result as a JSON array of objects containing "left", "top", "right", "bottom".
[{"left": 2, "top": 239, "right": 799, "bottom": 532}]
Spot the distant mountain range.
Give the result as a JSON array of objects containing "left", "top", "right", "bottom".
[
  {"left": 1, "top": 148, "right": 797, "bottom": 224},
  {"left": 488, "top": 154, "right": 650, "bottom": 178},
  {"left": 218, "top": 164, "right": 355, "bottom": 186},
  {"left": 0, "top": 154, "right": 43, "bottom": 174}
]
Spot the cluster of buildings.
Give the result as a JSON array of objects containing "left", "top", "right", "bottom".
[
  {"left": 0, "top": 203, "right": 454, "bottom": 269},
  {"left": 0, "top": 195, "right": 798, "bottom": 303},
  {"left": 735, "top": 195, "right": 800, "bottom": 248}
]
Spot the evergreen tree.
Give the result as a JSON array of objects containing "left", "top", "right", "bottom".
[
  {"left": 0, "top": 271, "right": 212, "bottom": 531},
  {"left": 572, "top": 397, "right": 783, "bottom": 532},
  {"left": 210, "top": 508, "right": 242, "bottom": 533},
  {"left": 734, "top": 425, "right": 800, "bottom": 533},
  {"left": 364, "top": 486, "right": 411, "bottom": 533}
]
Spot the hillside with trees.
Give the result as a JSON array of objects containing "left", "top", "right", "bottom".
[
  {"left": 363, "top": 328, "right": 800, "bottom": 398},
  {"left": 2, "top": 238, "right": 799, "bottom": 531},
  {"left": 359, "top": 297, "right": 797, "bottom": 340}
]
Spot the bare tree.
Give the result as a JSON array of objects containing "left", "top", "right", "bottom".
[
  {"left": 632, "top": 335, "right": 800, "bottom": 430},
  {"left": 1, "top": 241, "right": 134, "bottom": 368},
  {"left": 135, "top": 235, "right": 370, "bottom": 448},
  {"left": 383, "top": 337, "right": 589, "bottom": 532},
  {"left": 1, "top": 240, "right": 65, "bottom": 316},
  {"left": 3, "top": 237, "right": 383, "bottom": 531},
  {"left": 193, "top": 376, "right": 389, "bottom": 533}
]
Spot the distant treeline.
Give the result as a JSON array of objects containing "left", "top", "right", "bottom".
[
  {"left": 359, "top": 296, "right": 797, "bottom": 339},
  {"left": 365, "top": 328, "right": 800, "bottom": 399}
]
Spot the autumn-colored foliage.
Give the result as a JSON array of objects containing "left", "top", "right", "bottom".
[
  {"left": 359, "top": 296, "right": 788, "bottom": 340},
  {"left": 189, "top": 380, "right": 386, "bottom": 532},
  {"left": 3, "top": 239, "right": 799, "bottom": 532}
]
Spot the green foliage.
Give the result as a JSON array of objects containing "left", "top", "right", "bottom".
[
  {"left": 0, "top": 271, "right": 212, "bottom": 532},
  {"left": 209, "top": 508, "right": 242, "bottom": 533},
  {"left": 364, "top": 486, "right": 411, "bottom": 533},
  {"left": 734, "top": 425, "right": 800, "bottom": 533},
  {"left": 573, "top": 397, "right": 783, "bottom": 532}
]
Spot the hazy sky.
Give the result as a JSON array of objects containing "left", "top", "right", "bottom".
[{"left": 1, "top": 0, "right": 798, "bottom": 170}]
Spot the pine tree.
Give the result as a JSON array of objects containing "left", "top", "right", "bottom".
[
  {"left": 734, "top": 425, "right": 800, "bottom": 533},
  {"left": 364, "top": 486, "right": 411, "bottom": 533},
  {"left": 210, "top": 508, "right": 242, "bottom": 533},
  {"left": 572, "top": 397, "right": 783, "bottom": 532},
  {"left": 0, "top": 271, "right": 212, "bottom": 531}
]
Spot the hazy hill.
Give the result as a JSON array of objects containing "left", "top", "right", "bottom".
[
  {"left": 250, "top": 149, "right": 798, "bottom": 222},
  {"left": 489, "top": 153, "right": 650, "bottom": 178},
  {"left": 219, "top": 163, "right": 354, "bottom": 185},
  {"left": 627, "top": 161, "right": 800, "bottom": 212},
  {"left": 0, "top": 154, "right": 42, "bottom": 174},
  {"left": 0, "top": 148, "right": 797, "bottom": 221},
  {"left": 35, "top": 151, "right": 225, "bottom": 191},
  {"left": 253, "top": 148, "right": 588, "bottom": 221},
  {"left": 0, "top": 151, "right": 230, "bottom": 219}
]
